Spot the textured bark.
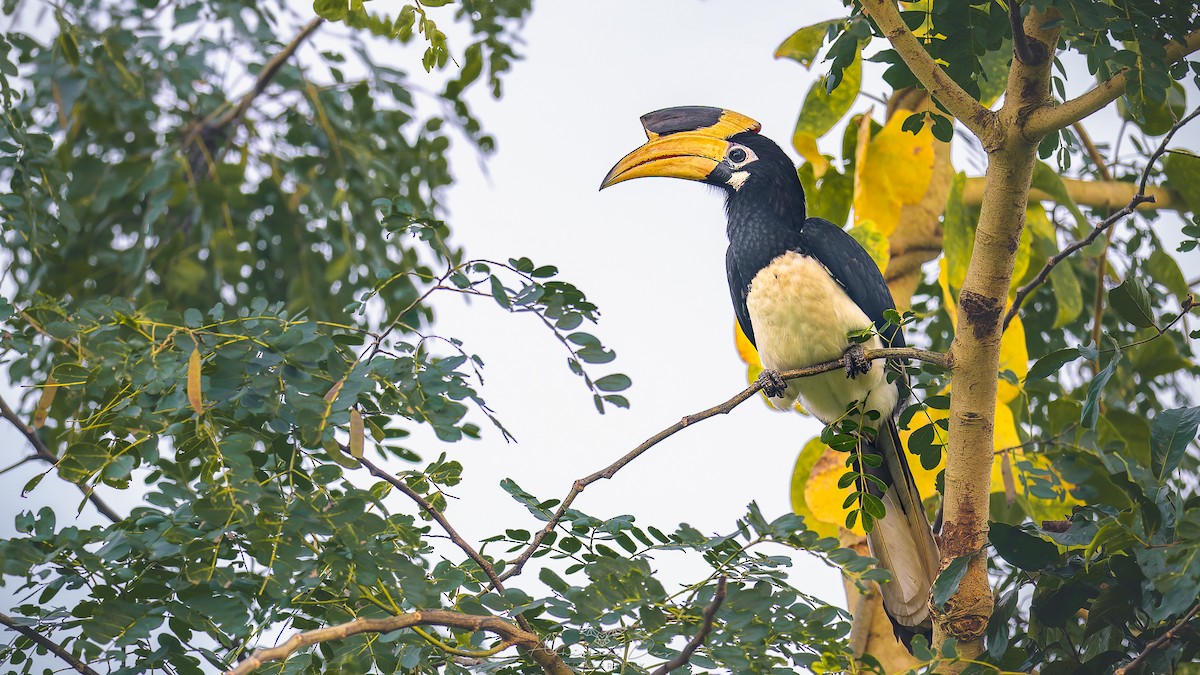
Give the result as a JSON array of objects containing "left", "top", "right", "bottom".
[{"left": 931, "top": 7, "right": 1061, "bottom": 663}]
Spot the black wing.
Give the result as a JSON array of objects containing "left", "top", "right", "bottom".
[
  {"left": 800, "top": 218, "right": 905, "bottom": 349},
  {"left": 726, "top": 246, "right": 756, "bottom": 346}
]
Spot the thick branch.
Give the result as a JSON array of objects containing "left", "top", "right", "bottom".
[
  {"left": 859, "top": 0, "right": 995, "bottom": 141},
  {"left": 211, "top": 18, "right": 324, "bottom": 131},
  {"left": 963, "top": 176, "right": 1180, "bottom": 211},
  {"left": 499, "top": 346, "right": 949, "bottom": 582},
  {"left": 1004, "top": 104, "right": 1200, "bottom": 329},
  {"left": 226, "top": 610, "right": 548, "bottom": 675},
  {"left": 1114, "top": 602, "right": 1200, "bottom": 675},
  {"left": 650, "top": 577, "right": 727, "bottom": 675},
  {"left": 1007, "top": 0, "right": 1044, "bottom": 65},
  {"left": 0, "top": 395, "right": 121, "bottom": 523},
  {"left": 1024, "top": 29, "right": 1200, "bottom": 138},
  {"left": 0, "top": 613, "right": 98, "bottom": 675}
]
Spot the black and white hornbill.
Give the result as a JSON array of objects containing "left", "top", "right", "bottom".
[{"left": 600, "top": 106, "right": 940, "bottom": 643}]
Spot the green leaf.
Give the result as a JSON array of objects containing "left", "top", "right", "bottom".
[
  {"left": 1081, "top": 353, "right": 1120, "bottom": 429},
  {"left": 989, "top": 523, "right": 1059, "bottom": 571},
  {"left": 1027, "top": 347, "right": 1081, "bottom": 381},
  {"left": 489, "top": 275, "right": 511, "bottom": 310},
  {"left": 931, "top": 555, "right": 971, "bottom": 608},
  {"left": 1109, "top": 275, "right": 1156, "bottom": 328},
  {"left": 593, "top": 373, "right": 631, "bottom": 392},
  {"left": 1164, "top": 150, "right": 1200, "bottom": 212},
  {"left": 774, "top": 19, "right": 842, "bottom": 68},
  {"left": 794, "top": 50, "right": 862, "bottom": 139},
  {"left": 1150, "top": 407, "right": 1200, "bottom": 482},
  {"left": 1031, "top": 161, "right": 1088, "bottom": 231},
  {"left": 1146, "top": 248, "right": 1189, "bottom": 299},
  {"left": 1049, "top": 258, "right": 1083, "bottom": 328}
]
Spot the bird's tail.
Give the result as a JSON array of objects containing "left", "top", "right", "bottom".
[{"left": 860, "top": 416, "right": 940, "bottom": 647}]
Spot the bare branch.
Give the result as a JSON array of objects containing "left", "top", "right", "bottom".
[
  {"left": 1114, "top": 601, "right": 1200, "bottom": 675},
  {"left": 1004, "top": 104, "right": 1200, "bottom": 330},
  {"left": 0, "top": 612, "right": 98, "bottom": 675},
  {"left": 858, "top": 0, "right": 995, "bottom": 141},
  {"left": 211, "top": 18, "right": 324, "bottom": 132},
  {"left": 499, "top": 346, "right": 949, "bottom": 583},
  {"left": 962, "top": 177, "right": 1181, "bottom": 212},
  {"left": 226, "top": 610, "right": 545, "bottom": 675},
  {"left": 1024, "top": 29, "right": 1200, "bottom": 138},
  {"left": 0, "top": 394, "right": 121, "bottom": 523},
  {"left": 650, "top": 577, "right": 727, "bottom": 675}
]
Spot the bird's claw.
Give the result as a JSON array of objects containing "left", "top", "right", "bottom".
[
  {"left": 844, "top": 344, "right": 871, "bottom": 379},
  {"left": 757, "top": 369, "right": 788, "bottom": 398}
]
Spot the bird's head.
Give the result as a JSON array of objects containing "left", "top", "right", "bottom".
[{"left": 600, "top": 106, "right": 802, "bottom": 202}]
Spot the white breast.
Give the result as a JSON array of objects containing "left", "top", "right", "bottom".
[{"left": 746, "top": 251, "right": 898, "bottom": 424}]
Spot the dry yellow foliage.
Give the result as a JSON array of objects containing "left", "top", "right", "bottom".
[{"left": 853, "top": 113, "right": 936, "bottom": 237}]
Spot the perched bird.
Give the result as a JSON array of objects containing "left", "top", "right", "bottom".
[{"left": 600, "top": 106, "right": 940, "bottom": 644}]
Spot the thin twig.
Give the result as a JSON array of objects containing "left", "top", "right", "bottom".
[
  {"left": 1074, "top": 121, "right": 1115, "bottom": 367},
  {"left": 1004, "top": 104, "right": 1200, "bottom": 330},
  {"left": 858, "top": 0, "right": 995, "bottom": 141},
  {"left": 355, "top": 454, "right": 573, "bottom": 675},
  {"left": 1113, "top": 601, "right": 1200, "bottom": 675},
  {"left": 0, "top": 612, "right": 99, "bottom": 675},
  {"left": 650, "top": 577, "right": 727, "bottom": 675},
  {"left": 498, "top": 346, "right": 949, "bottom": 583},
  {"left": 0, "top": 394, "right": 121, "bottom": 522},
  {"left": 1007, "top": 0, "right": 1042, "bottom": 65},
  {"left": 357, "top": 454, "right": 507, "bottom": 595},
  {"left": 225, "top": 610, "right": 545, "bottom": 675}
]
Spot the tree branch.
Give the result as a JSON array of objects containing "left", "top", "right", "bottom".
[
  {"left": 1024, "top": 29, "right": 1200, "bottom": 138},
  {"left": 650, "top": 577, "right": 727, "bottom": 675},
  {"left": 499, "top": 346, "right": 949, "bottom": 582},
  {"left": 1004, "top": 104, "right": 1200, "bottom": 330},
  {"left": 210, "top": 18, "right": 324, "bottom": 132},
  {"left": 858, "top": 0, "right": 995, "bottom": 141},
  {"left": 225, "top": 610, "right": 551, "bottom": 675},
  {"left": 962, "top": 177, "right": 1181, "bottom": 211},
  {"left": 0, "top": 394, "right": 121, "bottom": 523},
  {"left": 0, "top": 612, "right": 98, "bottom": 675},
  {"left": 1113, "top": 601, "right": 1200, "bottom": 675},
  {"left": 355, "top": 455, "right": 575, "bottom": 675},
  {"left": 1007, "top": 0, "right": 1043, "bottom": 65},
  {"left": 358, "top": 454, "right": 506, "bottom": 593}
]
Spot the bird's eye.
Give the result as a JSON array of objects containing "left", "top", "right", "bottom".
[{"left": 728, "top": 147, "right": 748, "bottom": 164}]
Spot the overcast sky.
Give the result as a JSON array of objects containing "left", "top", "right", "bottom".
[{"left": 4, "top": 0, "right": 1199, "bottom": 668}]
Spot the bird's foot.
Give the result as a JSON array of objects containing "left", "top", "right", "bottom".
[
  {"left": 844, "top": 343, "right": 871, "bottom": 379},
  {"left": 757, "top": 369, "right": 788, "bottom": 399}
]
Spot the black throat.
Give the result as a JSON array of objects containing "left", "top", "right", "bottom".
[{"left": 723, "top": 134, "right": 809, "bottom": 282}]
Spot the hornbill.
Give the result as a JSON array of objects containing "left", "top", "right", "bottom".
[{"left": 599, "top": 106, "right": 940, "bottom": 644}]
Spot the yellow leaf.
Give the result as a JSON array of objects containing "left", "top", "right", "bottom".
[
  {"left": 349, "top": 409, "right": 365, "bottom": 459},
  {"left": 791, "top": 437, "right": 846, "bottom": 538},
  {"left": 33, "top": 377, "right": 58, "bottom": 429},
  {"left": 792, "top": 132, "right": 829, "bottom": 178},
  {"left": 847, "top": 219, "right": 890, "bottom": 272},
  {"left": 187, "top": 348, "right": 203, "bottom": 414},
  {"left": 805, "top": 444, "right": 866, "bottom": 536},
  {"left": 997, "top": 314, "right": 1028, "bottom": 404},
  {"left": 853, "top": 112, "right": 936, "bottom": 237}
]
